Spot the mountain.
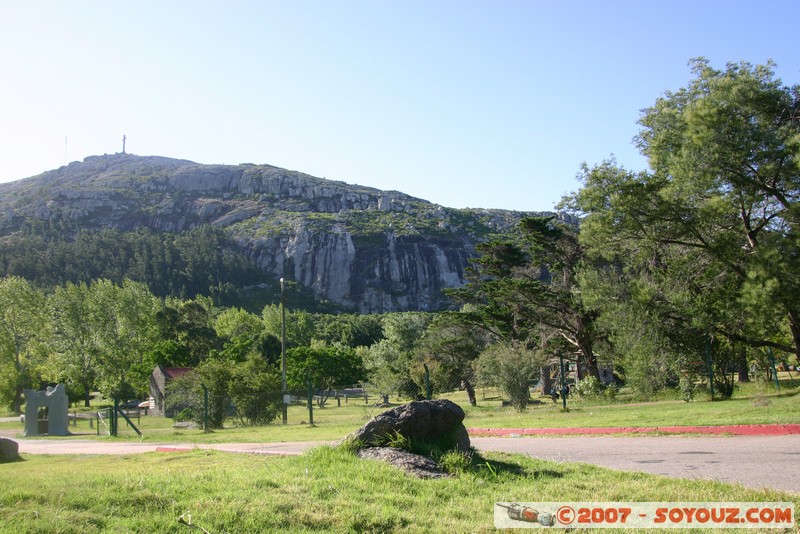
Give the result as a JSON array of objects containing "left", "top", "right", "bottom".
[{"left": 0, "top": 154, "right": 574, "bottom": 312}]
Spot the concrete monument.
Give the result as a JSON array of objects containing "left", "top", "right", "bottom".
[{"left": 23, "top": 384, "right": 70, "bottom": 436}]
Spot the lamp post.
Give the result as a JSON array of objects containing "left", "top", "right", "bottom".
[{"left": 280, "top": 277, "right": 287, "bottom": 424}]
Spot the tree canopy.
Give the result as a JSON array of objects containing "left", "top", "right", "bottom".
[{"left": 565, "top": 58, "right": 800, "bottom": 395}]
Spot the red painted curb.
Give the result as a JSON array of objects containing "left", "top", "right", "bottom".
[{"left": 467, "top": 424, "right": 800, "bottom": 437}]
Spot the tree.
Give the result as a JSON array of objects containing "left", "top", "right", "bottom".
[
  {"left": 229, "top": 353, "right": 281, "bottom": 425},
  {"left": 363, "top": 313, "right": 432, "bottom": 401},
  {"left": 152, "top": 298, "right": 221, "bottom": 368},
  {"left": 568, "top": 59, "right": 800, "bottom": 385},
  {"left": 0, "top": 277, "right": 47, "bottom": 413},
  {"left": 415, "top": 310, "right": 488, "bottom": 405},
  {"left": 474, "top": 341, "right": 545, "bottom": 412},
  {"left": 214, "top": 307, "right": 264, "bottom": 362},
  {"left": 285, "top": 344, "right": 365, "bottom": 407},
  {"left": 450, "top": 217, "right": 602, "bottom": 379},
  {"left": 90, "top": 279, "right": 161, "bottom": 398},
  {"left": 262, "top": 304, "right": 315, "bottom": 349},
  {"left": 46, "top": 282, "right": 100, "bottom": 407},
  {"left": 312, "top": 313, "right": 383, "bottom": 348}
]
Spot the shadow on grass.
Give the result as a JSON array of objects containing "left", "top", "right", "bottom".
[{"left": 471, "top": 452, "right": 564, "bottom": 480}]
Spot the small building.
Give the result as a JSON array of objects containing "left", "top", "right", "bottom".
[{"left": 149, "top": 366, "right": 193, "bottom": 417}]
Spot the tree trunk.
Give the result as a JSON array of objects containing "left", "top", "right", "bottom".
[
  {"left": 575, "top": 315, "right": 601, "bottom": 380},
  {"left": 576, "top": 335, "right": 600, "bottom": 380},
  {"left": 12, "top": 339, "right": 23, "bottom": 414},
  {"left": 461, "top": 378, "right": 477, "bottom": 406},
  {"left": 737, "top": 346, "right": 750, "bottom": 383},
  {"left": 540, "top": 365, "right": 553, "bottom": 396},
  {"left": 84, "top": 384, "right": 92, "bottom": 407},
  {"left": 12, "top": 385, "right": 23, "bottom": 415}
]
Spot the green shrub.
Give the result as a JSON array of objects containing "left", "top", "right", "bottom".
[
  {"left": 474, "top": 341, "right": 544, "bottom": 412},
  {"left": 573, "top": 376, "right": 603, "bottom": 398},
  {"left": 229, "top": 354, "right": 281, "bottom": 426},
  {"left": 679, "top": 374, "right": 695, "bottom": 402}
]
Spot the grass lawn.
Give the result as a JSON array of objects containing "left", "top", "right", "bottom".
[
  {"left": 2, "top": 381, "right": 798, "bottom": 444},
  {"left": 0, "top": 447, "right": 796, "bottom": 533}
]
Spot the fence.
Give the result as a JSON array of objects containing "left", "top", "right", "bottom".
[{"left": 96, "top": 401, "right": 143, "bottom": 437}]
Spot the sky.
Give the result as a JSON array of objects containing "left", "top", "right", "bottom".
[{"left": 1, "top": 1, "right": 798, "bottom": 212}]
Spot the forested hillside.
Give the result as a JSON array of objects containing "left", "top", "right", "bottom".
[{"left": 0, "top": 154, "right": 564, "bottom": 312}]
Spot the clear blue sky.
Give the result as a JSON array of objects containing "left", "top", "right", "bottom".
[{"left": 1, "top": 1, "right": 797, "bottom": 211}]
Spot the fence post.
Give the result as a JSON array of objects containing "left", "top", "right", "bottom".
[
  {"left": 201, "top": 384, "right": 209, "bottom": 433},
  {"left": 423, "top": 363, "right": 432, "bottom": 400},
  {"left": 307, "top": 376, "right": 314, "bottom": 426},
  {"left": 112, "top": 398, "right": 119, "bottom": 437}
]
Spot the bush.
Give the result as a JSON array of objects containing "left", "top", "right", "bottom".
[
  {"left": 166, "top": 372, "right": 202, "bottom": 424},
  {"left": 573, "top": 376, "right": 603, "bottom": 398},
  {"left": 474, "top": 341, "right": 544, "bottom": 412},
  {"left": 679, "top": 374, "right": 695, "bottom": 402},
  {"left": 166, "top": 360, "right": 232, "bottom": 429},
  {"left": 229, "top": 354, "right": 281, "bottom": 426},
  {"left": 166, "top": 355, "right": 282, "bottom": 428}
]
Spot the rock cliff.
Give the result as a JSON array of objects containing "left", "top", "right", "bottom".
[{"left": 0, "top": 154, "right": 572, "bottom": 312}]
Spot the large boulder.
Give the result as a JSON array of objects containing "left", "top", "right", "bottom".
[
  {"left": 0, "top": 437, "right": 20, "bottom": 462},
  {"left": 346, "top": 399, "right": 470, "bottom": 452}
]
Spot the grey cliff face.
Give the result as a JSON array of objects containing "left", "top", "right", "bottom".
[{"left": 0, "top": 154, "right": 553, "bottom": 312}]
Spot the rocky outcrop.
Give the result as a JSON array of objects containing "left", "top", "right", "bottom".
[
  {"left": 0, "top": 154, "right": 560, "bottom": 312},
  {"left": 245, "top": 230, "right": 473, "bottom": 312},
  {"left": 345, "top": 399, "right": 470, "bottom": 452},
  {"left": 357, "top": 447, "right": 450, "bottom": 478}
]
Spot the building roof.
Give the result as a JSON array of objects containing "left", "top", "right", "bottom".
[{"left": 162, "top": 367, "right": 193, "bottom": 379}]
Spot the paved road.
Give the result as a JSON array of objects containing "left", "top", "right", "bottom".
[
  {"left": 471, "top": 435, "right": 800, "bottom": 494},
  {"left": 8, "top": 434, "right": 799, "bottom": 494}
]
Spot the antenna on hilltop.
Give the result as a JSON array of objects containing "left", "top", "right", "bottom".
[
  {"left": 122, "top": 134, "right": 127, "bottom": 154},
  {"left": 64, "top": 135, "right": 68, "bottom": 165}
]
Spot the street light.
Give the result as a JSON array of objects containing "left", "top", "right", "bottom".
[{"left": 280, "top": 277, "right": 287, "bottom": 424}]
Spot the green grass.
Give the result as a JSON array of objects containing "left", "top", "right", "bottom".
[
  {"left": 3, "top": 383, "right": 799, "bottom": 444},
  {"left": 461, "top": 386, "right": 800, "bottom": 430},
  {"left": 0, "top": 447, "right": 796, "bottom": 533}
]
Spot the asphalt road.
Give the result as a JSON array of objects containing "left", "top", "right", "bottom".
[
  {"left": 471, "top": 435, "right": 800, "bottom": 494},
  {"left": 7, "top": 434, "right": 799, "bottom": 494}
]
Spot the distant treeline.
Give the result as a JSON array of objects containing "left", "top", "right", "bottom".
[{"left": 0, "top": 224, "right": 269, "bottom": 304}]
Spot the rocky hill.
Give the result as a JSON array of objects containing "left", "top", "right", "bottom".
[{"left": 0, "top": 154, "right": 574, "bottom": 312}]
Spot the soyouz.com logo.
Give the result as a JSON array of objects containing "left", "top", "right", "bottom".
[{"left": 494, "top": 502, "right": 794, "bottom": 529}]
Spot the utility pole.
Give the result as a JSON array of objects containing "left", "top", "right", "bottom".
[{"left": 280, "top": 277, "right": 287, "bottom": 424}]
